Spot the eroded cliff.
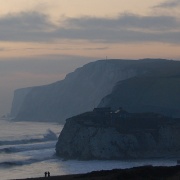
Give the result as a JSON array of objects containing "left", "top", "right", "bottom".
[
  {"left": 11, "top": 59, "right": 146, "bottom": 122},
  {"left": 10, "top": 87, "right": 32, "bottom": 118},
  {"left": 11, "top": 59, "right": 180, "bottom": 123},
  {"left": 56, "top": 109, "right": 180, "bottom": 160}
]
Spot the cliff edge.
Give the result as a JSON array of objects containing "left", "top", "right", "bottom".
[
  {"left": 11, "top": 59, "right": 180, "bottom": 123},
  {"left": 11, "top": 59, "right": 147, "bottom": 122},
  {"left": 56, "top": 108, "right": 180, "bottom": 160}
]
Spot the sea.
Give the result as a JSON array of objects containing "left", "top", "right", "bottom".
[{"left": 0, "top": 119, "right": 177, "bottom": 180}]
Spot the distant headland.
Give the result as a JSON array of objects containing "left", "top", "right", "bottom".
[{"left": 10, "top": 59, "right": 180, "bottom": 123}]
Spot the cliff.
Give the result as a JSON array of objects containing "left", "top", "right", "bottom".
[
  {"left": 11, "top": 59, "right": 180, "bottom": 123},
  {"left": 10, "top": 87, "right": 32, "bottom": 118},
  {"left": 11, "top": 59, "right": 150, "bottom": 123},
  {"left": 56, "top": 109, "right": 180, "bottom": 160},
  {"left": 98, "top": 60, "right": 180, "bottom": 118}
]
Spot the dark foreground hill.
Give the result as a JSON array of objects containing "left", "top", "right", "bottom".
[
  {"left": 11, "top": 59, "right": 180, "bottom": 123},
  {"left": 13, "top": 165, "right": 180, "bottom": 180}
]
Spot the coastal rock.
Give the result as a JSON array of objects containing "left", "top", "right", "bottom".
[
  {"left": 10, "top": 87, "right": 32, "bottom": 118},
  {"left": 98, "top": 60, "right": 180, "bottom": 118},
  {"left": 56, "top": 118, "right": 139, "bottom": 159},
  {"left": 56, "top": 109, "right": 180, "bottom": 160},
  {"left": 11, "top": 59, "right": 180, "bottom": 123},
  {"left": 10, "top": 59, "right": 144, "bottom": 122}
]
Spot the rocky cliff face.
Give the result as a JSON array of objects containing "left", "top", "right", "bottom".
[
  {"left": 98, "top": 76, "right": 180, "bottom": 118},
  {"left": 11, "top": 59, "right": 180, "bottom": 123},
  {"left": 99, "top": 60, "right": 180, "bottom": 118},
  {"left": 11, "top": 59, "right": 149, "bottom": 123},
  {"left": 10, "top": 87, "right": 32, "bottom": 118},
  {"left": 56, "top": 110, "right": 180, "bottom": 160}
]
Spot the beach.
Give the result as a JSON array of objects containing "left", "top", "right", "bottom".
[{"left": 13, "top": 165, "right": 180, "bottom": 180}]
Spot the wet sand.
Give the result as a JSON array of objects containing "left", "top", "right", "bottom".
[{"left": 12, "top": 165, "right": 180, "bottom": 180}]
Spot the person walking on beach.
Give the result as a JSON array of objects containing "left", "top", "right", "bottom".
[
  {"left": 44, "top": 171, "right": 47, "bottom": 177},
  {"left": 48, "top": 171, "right": 50, "bottom": 177}
]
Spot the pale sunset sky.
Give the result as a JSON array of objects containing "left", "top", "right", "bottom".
[{"left": 0, "top": 0, "right": 180, "bottom": 116}]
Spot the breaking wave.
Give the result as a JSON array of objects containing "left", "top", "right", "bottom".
[
  {"left": 0, "top": 129, "right": 57, "bottom": 146},
  {"left": 0, "top": 161, "right": 24, "bottom": 167},
  {"left": 0, "top": 141, "right": 56, "bottom": 154},
  {"left": 0, "top": 155, "right": 55, "bottom": 168},
  {"left": 0, "top": 129, "right": 58, "bottom": 154}
]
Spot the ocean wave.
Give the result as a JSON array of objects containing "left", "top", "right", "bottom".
[
  {"left": 0, "top": 141, "right": 56, "bottom": 154},
  {"left": 0, "top": 156, "right": 54, "bottom": 168},
  {"left": 0, "top": 129, "right": 57, "bottom": 146},
  {"left": 0, "top": 161, "right": 24, "bottom": 167},
  {"left": 0, "top": 147, "right": 57, "bottom": 168}
]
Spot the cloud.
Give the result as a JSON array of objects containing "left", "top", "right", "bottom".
[
  {"left": 0, "top": 11, "right": 55, "bottom": 31},
  {"left": 83, "top": 47, "right": 108, "bottom": 50},
  {"left": 63, "top": 14, "right": 179, "bottom": 31},
  {"left": 0, "top": 11, "right": 56, "bottom": 42},
  {"left": 154, "top": 0, "right": 180, "bottom": 8},
  {"left": 0, "top": 47, "right": 6, "bottom": 51},
  {"left": 0, "top": 11, "right": 180, "bottom": 44},
  {"left": 54, "top": 13, "right": 180, "bottom": 44}
]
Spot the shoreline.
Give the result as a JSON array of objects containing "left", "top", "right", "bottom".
[{"left": 13, "top": 165, "right": 180, "bottom": 180}]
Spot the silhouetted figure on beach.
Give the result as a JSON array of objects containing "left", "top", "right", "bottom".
[
  {"left": 48, "top": 171, "right": 50, "bottom": 177},
  {"left": 44, "top": 171, "right": 47, "bottom": 177}
]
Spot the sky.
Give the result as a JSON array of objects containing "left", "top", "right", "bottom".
[{"left": 0, "top": 0, "right": 180, "bottom": 116}]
